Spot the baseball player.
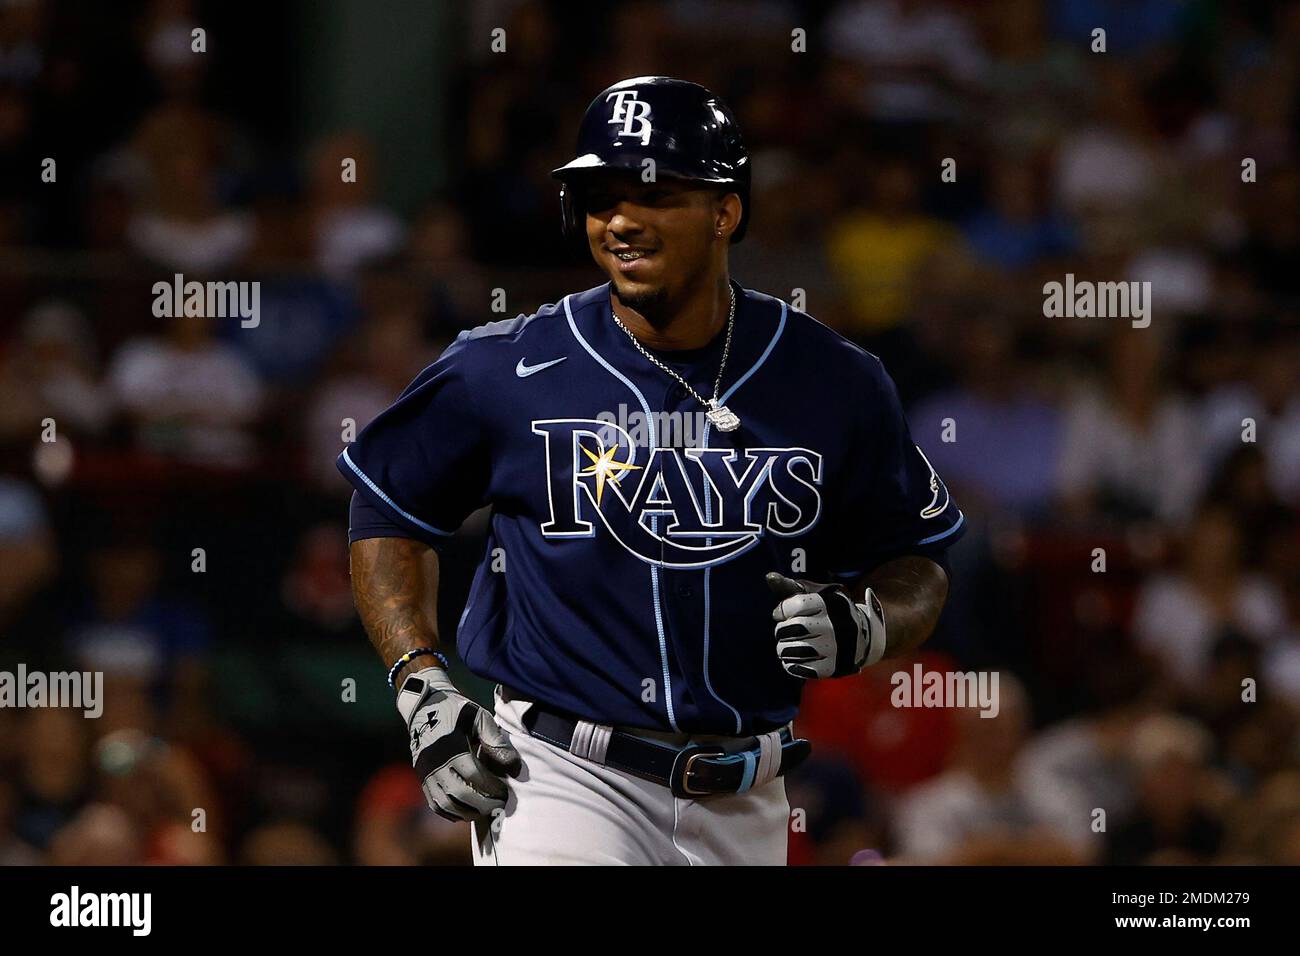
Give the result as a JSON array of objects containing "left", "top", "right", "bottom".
[{"left": 340, "top": 76, "right": 964, "bottom": 865}]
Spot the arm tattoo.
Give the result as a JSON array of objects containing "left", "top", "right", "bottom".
[
  {"left": 855, "top": 555, "right": 949, "bottom": 660},
  {"left": 349, "top": 537, "right": 441, "bottom": 686}
]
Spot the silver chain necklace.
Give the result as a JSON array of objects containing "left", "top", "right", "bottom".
[{"left": 610, "top": 286, "right": 741, "bottom": 432}]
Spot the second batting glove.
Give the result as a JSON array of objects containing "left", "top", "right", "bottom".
[{"left": 766, "top": 572, "right": 887, "bottom": 679}]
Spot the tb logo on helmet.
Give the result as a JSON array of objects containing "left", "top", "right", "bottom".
[
  {"left": 606, "top": 90, "right": 653, "bottom": 146},
  {"left": 553, "top": 77, "right": 751, "bottom": 241}
]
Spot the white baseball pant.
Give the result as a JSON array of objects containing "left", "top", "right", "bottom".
[{"left": 470, "top": 686, "right": 791, "bottom": 865}]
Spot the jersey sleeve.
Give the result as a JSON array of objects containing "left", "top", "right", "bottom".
[
  {"left": 336, "top": 332, "right": 489, "bottom": 548},
  {"left": 827, "top": 357, "right": 965, "bottom": 578},
  {"left": 348, "top": 490, "right": 414, "bottom": 543}
]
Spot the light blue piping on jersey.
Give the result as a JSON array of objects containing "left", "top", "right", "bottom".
[
  {"left": 699, "top": 298, "right": 788, "bottom": 734},
  {"left": 340, "top": 446, "right": 454, "bottom": 537},
  {"left": 916, "top": 510, "right": 965, "bottom": 546},
  {"left": 717, "top": 299, "right": 788, "bottom": 409},
  {"left": 564, "top": 294, "right": 680, "bottom": 733}
]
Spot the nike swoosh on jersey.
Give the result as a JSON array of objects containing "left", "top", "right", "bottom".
[{"left": 515, "top": 356, "right": 568, "bottom": 378}]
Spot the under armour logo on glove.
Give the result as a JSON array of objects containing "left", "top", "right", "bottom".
[
  {"left": 766, "top": 572, "right": 886, "bottom": 679},
  {"left": 411, "top": 710, "right": 440, "bottom": 750}
]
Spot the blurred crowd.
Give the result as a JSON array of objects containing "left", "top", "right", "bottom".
[{"left": 0, "top": 0, "right": 1297, "bottom": 865}]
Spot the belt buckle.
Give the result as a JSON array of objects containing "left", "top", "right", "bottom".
[
  {"left": 681, "top": 750, "right": 716, "bottom": 796},
  {"left": 671, "top": 744, "right": 727, "bottom": 798}
]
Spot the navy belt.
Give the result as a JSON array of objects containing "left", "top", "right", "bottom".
[{"left": 521, "top": 703, "right": 812, "bottom": 798}]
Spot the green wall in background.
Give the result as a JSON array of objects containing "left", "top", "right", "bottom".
[{"left": 294, "top": 0, "right": 450, "bottom": 215}]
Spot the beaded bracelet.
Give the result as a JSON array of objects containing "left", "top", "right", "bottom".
[{"left": 387, "top": 648, "right": 449, "bottom": 689}]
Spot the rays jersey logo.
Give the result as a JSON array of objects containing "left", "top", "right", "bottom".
[
  {"left": 606, "top": 90, "right": 653, "bottom": 145},
  {"left": 533, "top": 419, "right": 822, "bottom": 568}
]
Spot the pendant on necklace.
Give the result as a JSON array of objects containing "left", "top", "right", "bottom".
[{"left": 706, "top": 399, "right": 741, "bottom": 432}]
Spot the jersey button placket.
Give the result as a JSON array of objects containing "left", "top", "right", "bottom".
[{"left": 663, "top": 382, "right": 699, "bottom": 597}]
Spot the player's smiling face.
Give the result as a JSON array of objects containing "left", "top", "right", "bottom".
[{"left": 582, "top": 171, "right": 732, "bottom": 311}]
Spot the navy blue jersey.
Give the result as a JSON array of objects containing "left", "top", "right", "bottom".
[{"left": 339, "top": 282, "right": 964, "bottom": 734}]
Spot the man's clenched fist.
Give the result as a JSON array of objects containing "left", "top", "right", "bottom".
[
  {"left": 765, "top": 572, "right": 887, "bottom": 679},
  {"left": 396, "top": 667, "right": 522, "bottom": 821}
]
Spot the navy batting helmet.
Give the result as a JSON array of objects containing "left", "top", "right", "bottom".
[{"left": 552, "top": 76, "right": 751, "bottom": 242}]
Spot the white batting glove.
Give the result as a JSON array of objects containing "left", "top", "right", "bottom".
[
  {"left": 396, "top": 667, "right": 521, "bottom": 821},
  {"left": 766, "top": 572, "right": 887, "bottom": 679}
]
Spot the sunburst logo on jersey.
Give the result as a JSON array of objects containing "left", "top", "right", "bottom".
[{"left": 578, "top": 442, "right": 641, "bottom": 505}]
